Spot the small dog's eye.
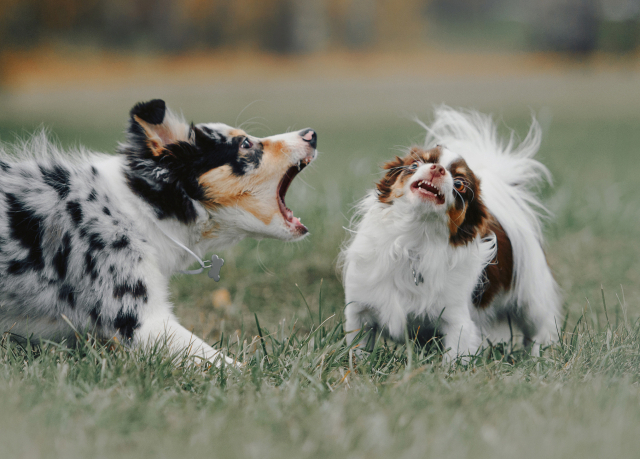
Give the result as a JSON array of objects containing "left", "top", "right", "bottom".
[
  {"left": 454, "top": 180, "right": 465, "bottom": 192},
  {"left": 241, "top": 138, "right": 252, "bottom": 149}
]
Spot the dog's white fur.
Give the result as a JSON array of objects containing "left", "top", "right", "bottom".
[{"left": 341, "top": 107, "right": 561, "bottom": 362}]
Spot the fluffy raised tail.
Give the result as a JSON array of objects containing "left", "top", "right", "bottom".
[
  {"left": 421, "top": 106, "right": 551, "bottom": 238},
  {"left": 421, "top": 107, "right": 560, "bottom": 343}
]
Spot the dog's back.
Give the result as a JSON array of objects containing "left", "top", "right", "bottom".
[{"left": 0, "top": 133, "right": 155, "bottom": 343}]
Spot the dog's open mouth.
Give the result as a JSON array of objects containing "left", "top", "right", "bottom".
[
  {"left": 411, "top": 180, "right": 445, "bottom": 205},
  {"left": 277, "top": 157, "right": 313, "bottom": 233}
]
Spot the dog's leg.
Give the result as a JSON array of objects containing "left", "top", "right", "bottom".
[
  {"left": 439, "top": 305, "right": 482, "bottom": 366},
  {"left": 513, "top": 267, "right": 562, "bottom": 357},
  {"left": 516, "top": 303, "right": 560, "bottom": 357},
  {"left": 134, "top": 313, "right": 237, "bottom": 368},
  {"left": 345, "top": 301, "right": 378, "bottom": 353}
]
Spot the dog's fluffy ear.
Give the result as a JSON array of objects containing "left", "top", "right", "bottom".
[
  {"left": 128, "top": 99, "right": 191, "bottom": 156},
  {"left": 376, "top": 155, "right": 406, "bottom": 203}
]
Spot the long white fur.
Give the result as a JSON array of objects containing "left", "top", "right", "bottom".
[{"left": 341, "top": 107, "right": 561, "bottom": 362}]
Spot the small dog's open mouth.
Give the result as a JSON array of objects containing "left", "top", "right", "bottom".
[
  {"left": 277, "top": 157, "right": 313, "bottom": 233},
  {"left": 411, "top": 180, "right": 445, "bottom": 205}
]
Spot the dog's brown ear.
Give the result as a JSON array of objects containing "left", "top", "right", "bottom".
[
  {"left": 129, "top": 99, "right": 191, "bottom": 156},
  {"left": 376, "top": 156, "right": 407, "bottom": 204}
]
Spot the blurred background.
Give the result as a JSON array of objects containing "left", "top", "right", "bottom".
[
  {"left": 0, "top": 0, "right": 639, "bottom": 340},
  {"left": 2, "top": 0, "right": 640, "bottom": 55}
]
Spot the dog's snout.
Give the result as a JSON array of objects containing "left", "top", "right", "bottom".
[
  {"left": 299, "top": 128, "right": 317, "bottom": 149},
  {"left": 430, "top": 164, "right": 445, "bottom": 177}
]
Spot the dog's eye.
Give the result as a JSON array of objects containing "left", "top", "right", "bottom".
[
  {"left": 454, "top": 180, "right": 465, "bottom": 192},
  {"left": 241, "top": 138, "right": 253, "bottom": 149}
]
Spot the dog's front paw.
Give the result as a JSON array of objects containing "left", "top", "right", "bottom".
[
  {"left": 212, "top": 353, "right": 244, "bottom": 369},
  {"left": 190, "top": 351, "right": 244, "bottom": 370},
  {"left": 441, "top": 349, "right": 455, "bottom": 367},
  {"left": 441, "top": 350, "right": 473, "bottom": 367}
]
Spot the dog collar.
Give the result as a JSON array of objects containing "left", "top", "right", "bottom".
[
  {"left": 154, "top": 224, "right": 224, "bottom": 282},
  {"left": 409, "top": 251, "right": 424, "bottom": 286}
]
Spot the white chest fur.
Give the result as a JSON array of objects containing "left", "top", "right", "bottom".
[{"left": 343, "top": 195, "right": 494, "bottom": 341}]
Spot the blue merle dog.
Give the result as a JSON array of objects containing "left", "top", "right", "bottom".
[{"left": 0, "top": 99, "right": 317, "bottom": 366}]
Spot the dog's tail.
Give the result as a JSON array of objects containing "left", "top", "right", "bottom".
[
  {"left": 421, "top": 106, "right": 551, "bottom": 234},
  {"left": 421, "top": 106, "right": 560, "bottom": 317}
]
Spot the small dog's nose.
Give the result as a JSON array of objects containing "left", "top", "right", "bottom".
[
  {"left": 430, "top": 164, "right": 445, "bottom": 176},
  {"left": 299, "top": 128, "right": 317, "bottom": 149}
]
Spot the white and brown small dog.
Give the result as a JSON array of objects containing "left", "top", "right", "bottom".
[
  {"left": 0, "top": 99, "right": 316, "bottom": 366},
  {"left": 341, "top": 107, "right": 560, "bottom": 363}
]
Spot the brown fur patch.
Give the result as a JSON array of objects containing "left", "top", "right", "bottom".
[
  {"left": 262, "top": 139, "right": 289, "bottom": 159},
  {"left": 473, "top": 216, "right": 514, "bottom": 308},
  {"left": 198, "top": 166, "right": 277, "bottom": 226},
  {"left": 410, "top": 145, "right": 441, "bottom": 164},
  {"left": 447, "top": 206, "right": 466, "bottom": 235},
  {"left": 229, "top": 129, "right": 247, "bottom": 138},
  {"left": 201, "top": 221, "right": 221, "bottom": 239},
  {"left": 447, "top": 158, "right": 488, "bottom": 246}
]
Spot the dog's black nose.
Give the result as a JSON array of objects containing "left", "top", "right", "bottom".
[{"left": 300, "top": 128, "right": 317, "bottom": 149}]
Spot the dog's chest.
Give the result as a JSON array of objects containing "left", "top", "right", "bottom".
[{"left": 347, "top": 234, "right": 480, "bottom": 317}]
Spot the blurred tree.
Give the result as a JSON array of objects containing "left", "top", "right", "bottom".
[
  {"left": 0, "top": 0, "right": 428, "bottom": 53},
  {"left": 599, "top": 0, "right": 640, "bottom": 52},
  {"left": 344, "top": 0, "right": 377, "bottom": 49},
  {"left": 529, "top": 0, "right": 600, "bottom": 53},
  {"left": 290, "top": 0, "right": 329, "bottom": 53},
  {"left": 2, "top": 0, "right": 634, "bottom": 57},
  {"left": 376, "top": 0, "right": 427, "bottom": 49},
  {"left": 428, "top": 0, "right": 497, "bottom": 20},
  {"left": 0, "top": 0, "right": 43, "bottom": 48},
  {"left": 99, "top": 0, "right": 143, "bottom": 49}
]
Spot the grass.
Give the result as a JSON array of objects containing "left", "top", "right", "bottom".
[
  {"left": 1, "top": 73, "right": 640, "bottom": 458},
  {"left": 3, "top": 301, "right": 640, "bottom": 458}
]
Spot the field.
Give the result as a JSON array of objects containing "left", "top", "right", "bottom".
[{"left": 1, "top": 53, "right": 640, "bottom": 458}]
